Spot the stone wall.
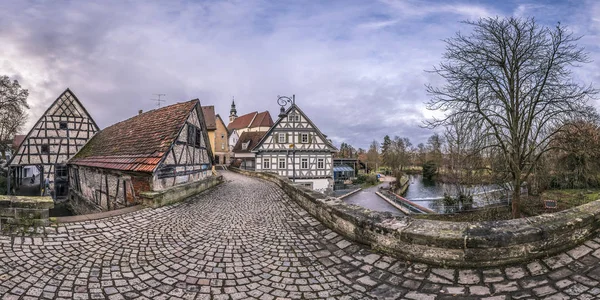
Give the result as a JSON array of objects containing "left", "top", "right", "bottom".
[
  {"left": 0, "top": 195, "right": 54, "bottom": 234},
  {"left": 231, "top": 168, "right": 600, "bottom": 267},
  {"left": 140, "top": 175, "right": 223, "bottom": 208}
]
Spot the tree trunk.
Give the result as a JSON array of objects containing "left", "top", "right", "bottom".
[{"left": 512, "top": 175, "right": 521, "bottom": 218}]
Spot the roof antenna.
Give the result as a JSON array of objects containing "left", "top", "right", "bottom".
[{"left": 151, "top": 93, "right": 166, "bottom": 108}]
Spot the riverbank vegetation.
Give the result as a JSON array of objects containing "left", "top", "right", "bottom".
[
  {"left": 337, "top": 17, "right": 599, "bottom": 219},
  {"left": 352, "top": 173, "right": 379, "bottom": 188}
]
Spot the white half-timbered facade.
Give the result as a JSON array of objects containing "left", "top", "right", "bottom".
[
  {"left": 7, "top": 88, "right": 99, "bottom": 199},
  {"left": 253, "top": 103, "right": 336, "bottom": 192}
]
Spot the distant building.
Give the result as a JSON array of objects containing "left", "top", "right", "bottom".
[
  {"left": 253, "top": 102, "right": 337, "bottom": 192},
  {"left": 231, "top": 131, "right": 267, "bottom": 170},
  {"left": 213, "top": 114, "right": 229, "bottom": 165},
  {"left": 227, "top": 100, "right": 273, "bottom": 164},
  {"left": 7, "top": 88, "right": 99, "bottom": 198},
  {"left": 68, "top": 99, "right": 213, "bottom": 213}
]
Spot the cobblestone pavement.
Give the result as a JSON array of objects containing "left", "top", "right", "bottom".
[{"left": 2, "top": 171, "right": 600, "bottom": 299}]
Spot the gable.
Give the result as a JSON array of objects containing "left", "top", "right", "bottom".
[
  {"left": 253, "top": 104, "right": 337, "bottom": 152},
  {"left": 9, "top": 88, "right": 99, "bottom": 166},
  {"left": 156, "top": 104, "right": 213, "bottom": 172}
]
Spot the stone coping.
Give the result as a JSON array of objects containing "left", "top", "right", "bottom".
[
  {"left": 0, "top": 195, "right": 54, "bottom": 209},
  {"left": 140, "top": 175, "right": 224, "bottom": 208},
  {"left": 230, "top": 168, "right": 600, "bottom": 267},
  {"left": 55, "top": 205, "right": 144, "bottom": 223}
]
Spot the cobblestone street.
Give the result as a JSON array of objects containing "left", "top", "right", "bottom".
[{"left": 2, "top": 172, "right": 600, "bottom": 299}]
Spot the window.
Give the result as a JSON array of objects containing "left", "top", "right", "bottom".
[
  {"left": 317, "top": 158, "right": 325, "bottom": 169},
  {"left": 263, "top": 159, "right": 270, "bottom": 169},
  {"left": 288, "top": 114, "right": 300, "bottom": 122},
  {"left": 187, "top": 125, "right": 202, "bottom": 147},
  {"left": 278, "top": 133, "right": 286, "bottom": 144},
  {"left": 221, "top": 143, "right": 225, "bottom": 150},
  {"left": 301, "top": 133, "right": 309, "bottom": 143},
  {"left": 41, "top": 144, "right": 49, "bottom": 154},
  {"left": 278, "top": 157, "right": 286, "bottom": 169},
  {"left": 187, "top": 126, "right": 195, "bottom": 145},
  {"left": 242, "top": 141, "right": 250, "bottom": 150},
  {"left": 301, "top": 158, "right": 308, "bottom": 169},
  {"left": 221, "top": 134, "right": 225, "bottom": 139},
  {"left": 195, "top": 128, "right": 201, "bottom": 147},
  {"left": 59, "top": 122, "right": 68, "bottom": 130},
  {"left": 55, "top": 165, "right": 68, "bottom": 178}
]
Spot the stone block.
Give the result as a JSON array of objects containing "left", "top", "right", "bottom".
[
  {"left": 0, "top": 208, "right": 15, "bottom": 217},
  {"left": 15, "top": 208, "right": 47, "bottom": 220}
]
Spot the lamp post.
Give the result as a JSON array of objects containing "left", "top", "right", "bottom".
[{"left": 277, "top": 95, "right": 295, "bottom": 182}]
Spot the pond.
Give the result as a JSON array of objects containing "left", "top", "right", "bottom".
[{"left": 404, "top": 175, "right": 509, "bottom": 213}]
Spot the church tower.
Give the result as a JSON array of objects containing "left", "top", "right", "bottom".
[{"left": 229, "top": 98, "right": 238, "bottom": 123}]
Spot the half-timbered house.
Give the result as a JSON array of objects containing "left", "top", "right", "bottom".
[
  {"left": 68, "top": 99, "right": 213, "bottom": 213},
  {"left": 6, "top": 88, "right": 99, "bottom": 199},
  {"left": 253, "top": 102, "right": 337, "bottom": 192}
]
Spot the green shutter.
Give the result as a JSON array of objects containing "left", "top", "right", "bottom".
[{"left": 309, "top": 134, "right": 313, "bottom": 144}]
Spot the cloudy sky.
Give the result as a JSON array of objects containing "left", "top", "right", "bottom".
[{"left": 1, "top": 0, "right": 599, "bottom": 149}]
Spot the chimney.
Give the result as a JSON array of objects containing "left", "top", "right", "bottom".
[{"left": 138, "top": 109, "right": 143, "bottom": 115}]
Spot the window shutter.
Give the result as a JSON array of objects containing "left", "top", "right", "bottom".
[
  {"left": 309, "top": 134, "right": 313, "bottom": 144},
  {"left": 286, "top": 133, "right": 289, "bottom": 144}
]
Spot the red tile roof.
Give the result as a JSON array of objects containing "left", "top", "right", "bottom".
[
  {"left": 69, "top": 100, "right": 198, "bottom": 172},
  {"left": 202, "top": 106, "right": 216, "bottom": 130},
  {"left": 232, "top": 131, "right": 267, "bottom": 153},
  {"left": 227, "top": 111, "right": 273, "bottom": 131},
  {"left": 250, "top": 111, "right": 274, "bottom": 128}
]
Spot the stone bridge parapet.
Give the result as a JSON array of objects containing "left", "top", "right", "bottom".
[
  {"left": 0, "top": 195, "right": 54, "bottom": 234},
  {"left": 231, "top": 167, "right": 600, "bottom": 267}
]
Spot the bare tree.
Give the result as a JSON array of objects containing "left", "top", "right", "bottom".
[
  {"left": 366, "top": 140, "right": 380, "bottom": 173},
  {"left": 426, "top": 17, "right": 597, "bottom": 217},
  {"left": 0, "top": 76, "right": 29, "bottom": 160}
]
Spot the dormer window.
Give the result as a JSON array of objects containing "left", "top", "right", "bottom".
[{"left": 242, "top": 141, "right": 250, "bottom": 150}]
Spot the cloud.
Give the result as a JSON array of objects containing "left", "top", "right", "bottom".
[{"left": 0, "top": 0, "right": 598, "bottom": 150}]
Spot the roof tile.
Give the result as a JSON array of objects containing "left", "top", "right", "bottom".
[
  {"left": 201, "top": 106, "right": 216, "bottom": 130},
  {"left": 232, "top": 131, "right": 268, "bottom": 153},
  {"left": 69, "top": 100, "right": 198, "bottom": 172}
]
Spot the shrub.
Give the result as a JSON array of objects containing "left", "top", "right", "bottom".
[
  {"left": 422, "top": 160, "right": 438, "bottom": 181},
  {"left": 353, "top": 174, "right": 368, "bottom": 184},
  {"left": 366, "top": 174, "right": 379, "bottom": 186}
]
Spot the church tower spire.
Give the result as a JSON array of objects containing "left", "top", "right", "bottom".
[{"left": 229, "top": 97, "right": 238, "bottom": 123}]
